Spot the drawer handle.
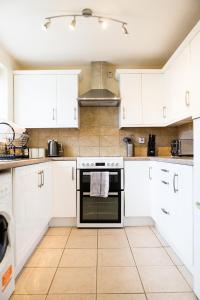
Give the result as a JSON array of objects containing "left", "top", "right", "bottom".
[
  {"left": 149, "top": 167, "right": 152, "bottom": 180},
  {"left": 161, "top": 208, "right": 170, "bottom": 215},
  {"left": 173, "top": 173, "right": 179, "bottom": 193},
  {"left": 161, "top": 180, "right": 169, "bottom": 185},
  {"left": 161, "top": 169, "right": 169, "bottom": 173}
]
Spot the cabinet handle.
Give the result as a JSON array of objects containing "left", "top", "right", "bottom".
[
  {"left": 161, "top": 208, "right": 170, "bottom": 215},
  {"left": 196, "top": 202, "right": 200, "bottom": 210},
  {"left": 149, "top": 167, "right": 152, "bottom": 180},
  {"left": 38, "top": 171, "right": 42, "bottom": 188},
  {"left": 161, "top": 180, "right": 169, "bottom": 185},
  {"left": 52, "top": 108, "right": 56, "bottom": 121},
  {"left": 72, "top": 167, "right": 75, "bottom": 181},
  {"left": 74, "top": 107, "right": 77, "bottom": 120},
  {"left": 41, "top": 170, "right": 44, "bottom": 186},
  {"left": 122, "top": 107, "right": 125, "bottom": 120},
  {"left": 185, "top": 91, "right": 190, "bottom": 107},
  {"left": 161, "top": 168, "right": 169, "bottom": 173},
  {"left": 173, "top": 173, "right": 179, "bottom": 193},
  {"left": 163, "top": 106, "right": 167, "bottom": 119}
]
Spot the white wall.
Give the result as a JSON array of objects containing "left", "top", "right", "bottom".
[{"left": 0, "top": 44, "right": 19, "bottom": 121}]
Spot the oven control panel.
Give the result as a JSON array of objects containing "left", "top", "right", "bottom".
[{"left": 77, "top": 157, "right": 123, "bottom": 169}]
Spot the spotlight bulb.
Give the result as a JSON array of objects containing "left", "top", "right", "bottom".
[
  {"left": 42, "top": 19, "right": 51, "bottom": 31},
  {"left": 122, "top": 23, "right": 128, "bottom": 35},
  {"left": 98, "top": 18, "right": 108, "bottom": 30},
  {"left": 69, "top": 16, "right": 76, "bottom": 30}
]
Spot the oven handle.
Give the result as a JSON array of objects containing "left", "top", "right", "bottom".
[
  {"left": 82, "top": 192, "right": 119, "bottom": 196},
  {"left": 82, "top": 171, "right": 119, "bottom": 176}
]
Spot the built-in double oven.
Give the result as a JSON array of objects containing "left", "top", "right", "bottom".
[{"left": 77, "top": 157, "right": 124, "bottom": 228}]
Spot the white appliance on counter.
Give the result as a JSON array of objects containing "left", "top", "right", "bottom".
[
  {"left": 194, "top": 117, "right": 200, "bottom": 299},
  {"left": 77, "top": 157, "right": 124, "bottom": 228},
  {"left": 0, "top": 170, "right": 15, "bottom": 300}
]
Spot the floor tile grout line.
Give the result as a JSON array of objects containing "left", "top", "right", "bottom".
[
  {"left": 124, "top": 226, "right": 148, "bottom": 300},
  {"left": 45, "top": 227, "right": 72, "bottom": 296}
]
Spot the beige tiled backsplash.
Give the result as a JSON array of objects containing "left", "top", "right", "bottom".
[{"left": 28, "top": 107, "right": 182, "bottom": 157}]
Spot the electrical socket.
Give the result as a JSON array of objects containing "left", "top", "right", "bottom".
[{"left": 138, "top": 137, "right": 145, "bottom": 144}]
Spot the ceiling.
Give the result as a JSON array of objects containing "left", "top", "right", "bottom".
[{"left": 0, "top": 0, "right": 200, "bottom": 68}]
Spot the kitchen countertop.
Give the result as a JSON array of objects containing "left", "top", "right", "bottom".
[
  {"left": 0, "top": 157, "right": 76, "bottom": 171},
  {"left": 124, "top": 156, "right": 193, "bottom": 166},
  {"left": 0, "top": 156, "right": 193, "bottom": 171}
]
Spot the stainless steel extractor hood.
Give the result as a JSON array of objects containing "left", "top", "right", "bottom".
[{"left": 78, "top": 61, "right": 120, "bottom": 107}]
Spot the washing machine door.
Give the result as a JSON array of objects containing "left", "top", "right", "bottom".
[{"left": 0, "top": 215, "right": 8, "bottom": 263}]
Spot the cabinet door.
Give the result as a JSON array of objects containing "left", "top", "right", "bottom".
[
  {"left": 124, "top": 161, "right": 150, "bottom": 217},
  {"left": 57, "top": 75, "right": 79, "bottom": 128},
  {"left": 166, "top": 46, "right": 191, "bottom": 122},
  {"left": 119, "top": 74, "right": 142, "bottom": 127},
  {"left": 194, "top": 118, "right": 200, "bottom": 296},
  {"left": 190, "top": 31, "right": 200, "bottom": 118},
  {"left": 39, "top": 163, "right": 53, "bottom": 226},
  {"left": 170, "top": 164, "right": 193, "bottom": 271},
  {"left": 53, "top": 161, "right": 76, "bottom": 217},
  {"left": 13, "top": 165, "right": 39, "bottom": 270},
  {"left": 142, "top": 74, "right": 165, "bottom": 125},
  {"left": 14, "top": 75, "right": 57, "bottom": 128}
]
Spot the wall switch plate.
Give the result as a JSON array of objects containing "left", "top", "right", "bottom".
[{"left": 138, "top": 137, "right": 145, "bottom": 144}]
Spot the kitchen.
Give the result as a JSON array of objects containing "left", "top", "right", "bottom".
[{"left": 0, "top": 1, "right": 200, "bottom": 300}]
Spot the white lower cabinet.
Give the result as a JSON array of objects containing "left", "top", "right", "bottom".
[
  {"left": 124, "top": 160, "right": 193, "bottom": 272},
  {"left": 153, "top": 162, "right": 193, "bottom": 272},
  {"left": 13, "top": 162, "right": 52, "bottom": 275},
  {"left": 52, "top": 161, "right": 76, "bottom": 218},
  {"left": 124, "top": 161, "right": 150, "bottom": 217}
]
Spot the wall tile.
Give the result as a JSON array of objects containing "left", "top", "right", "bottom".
[
  {"left": 79, "top": 147, "right": 99, "bottom": 157},
  {"left": 79, "top": 136, "right": 100, "bottom": 147},
  {"left": 100, "top": 136, "right": 119, "bottom": 147},
  {"left": 100, "top": 147, "right": 120, "bottom": 157},
  {"left": 28, "top": 108, "right": 180, "bottom": 157}
]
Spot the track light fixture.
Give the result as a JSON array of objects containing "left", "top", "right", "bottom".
[{"left": 42, "top": 8, "right": 129, "bottom": 35}]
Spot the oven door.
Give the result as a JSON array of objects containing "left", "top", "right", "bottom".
[
  {"left": 81, "top": 191, "right": 121, "bottom": 223},
  {"left": 78, "top": 169, "right": 123, "bottom": 192}
]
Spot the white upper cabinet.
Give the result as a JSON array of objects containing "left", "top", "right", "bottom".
[
  {"left": 190, "top": 30, "right": 200, "bottom": 118},
  {"left": 57, "top": 75, "right": 79, "bottom": 128},
  {"left": 14, "top": 70, "right": 81, "bottom": 128},
  {"left": 142, "top": 74, "right": 166, "bottom": 125},
  {"left": 116, "top": 71, "right": 165, "bottom": 127},
  {"left": 164, "top": 46, "right": 191, "bottom": 123},
  {"left": 14, "top": 75, "right": 57, "bottom": 128},
  {"left": 118, "top": 73, "right": 142, "bottom": 127}
]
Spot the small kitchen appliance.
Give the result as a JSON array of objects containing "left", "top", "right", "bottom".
[
  {"left": 171, "top": 139, "right": 193, "bottom": 157},
  {"left": 147, "top": 134, "right": 156, "bottom": 156},
  {"left": 77, "top": 157, "right": 124, "bottom": 228},
  {"left": 47, "top": 140, "right": 63, "bottom": 157},
  {"left": 123, "top": 136, "right": 134, "bottom": 157}
]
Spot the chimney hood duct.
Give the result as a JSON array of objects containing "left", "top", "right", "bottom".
[{"left": 78, "top": 61, "right": 120, "bottom": 107}]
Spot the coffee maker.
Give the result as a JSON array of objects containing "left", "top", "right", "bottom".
[{"left": 147, "top": 134, "right": 156, "bottom": 156}]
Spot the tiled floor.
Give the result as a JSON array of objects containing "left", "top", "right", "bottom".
[{"left": 11, "top": 226, "right": 197, "bottom": 300}]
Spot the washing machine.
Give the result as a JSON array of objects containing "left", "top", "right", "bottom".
[{"left": 0, "top": 170, "right": 15, "bottom": 300}]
